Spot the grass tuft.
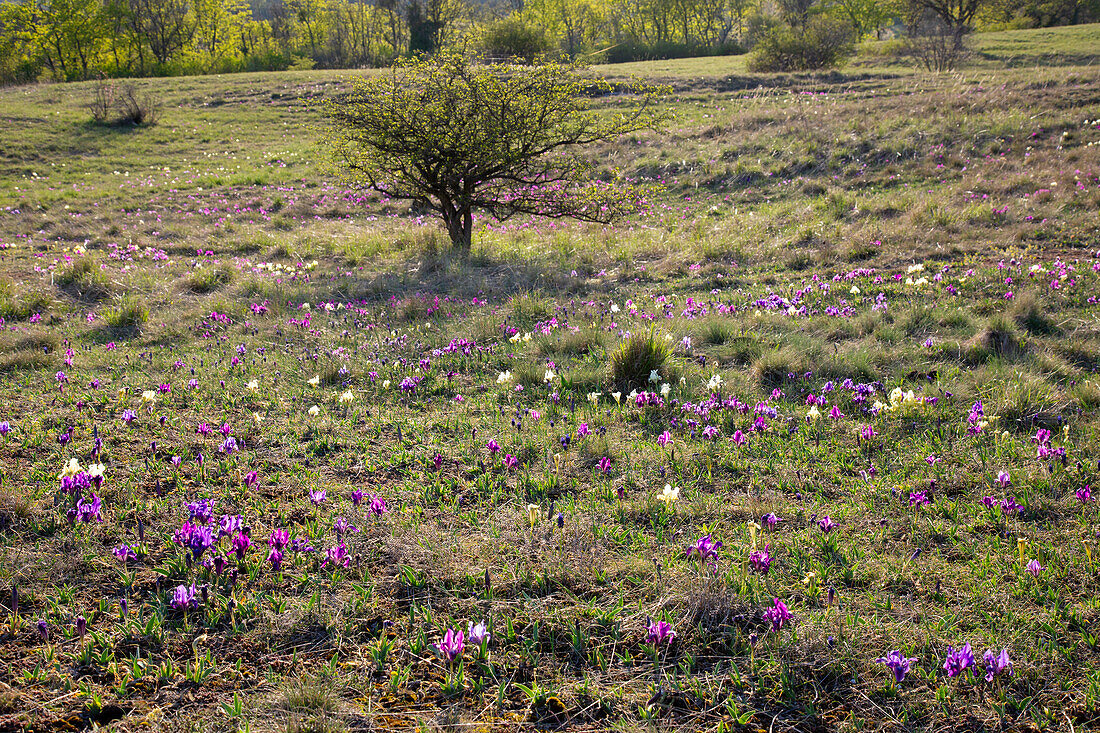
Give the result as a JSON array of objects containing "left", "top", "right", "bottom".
[
  {"left": 103, "top": 295, "right": 149, "bottom": 331},
  {"left": 610, "top": 330, "right": 671, "bottom": 390}
]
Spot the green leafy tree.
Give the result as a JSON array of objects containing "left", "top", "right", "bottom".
[
  {"left": 322, "top": 55, "right": 665, "bottom": 249},
  {"left": 29, "top": 0, "right": 110, "bottom": 80},
  {"left": 479, "top": 14, "right": 554, "bottom": 62},
  {"left": 834, "top": 0, "right": 899, "bottom": 37},
  {"left": 125, "top": 0, "right": 198, "bottom": 69},
  {"left": 908, "top": 0, "right": 983, "bottom": 30}
]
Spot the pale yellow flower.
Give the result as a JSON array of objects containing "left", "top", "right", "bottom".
[
  {"left": 58, "top": 457, "right": 82, "bottom": 479},
  {"left": 658, "top": 484, "right": 680, "bottom": 509}
]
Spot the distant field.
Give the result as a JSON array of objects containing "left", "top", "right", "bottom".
[
  {"left": 598, "top": 22, "right": 1100, "bottom": 77},
  {"left": 0, "top": 23, "right": 1099, "bottom": 733}
]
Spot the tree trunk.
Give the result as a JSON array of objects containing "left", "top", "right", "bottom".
[{"left": 443, "top": 205, "right": 473, "bottom": 249}]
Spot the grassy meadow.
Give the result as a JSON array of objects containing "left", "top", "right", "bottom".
[{"left": 1, "top": 24, "right": 1100, "bottom": 732}]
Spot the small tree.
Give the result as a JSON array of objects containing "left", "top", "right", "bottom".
[
  {"left": 321, "top": 55, "right": 665, "bottom": 249},
  {"left": 747, "top": 13, "right": 857, "bottom": 71},
  {"left": 904, "top": 4, "right": 969, "bottom": 70},
  {"left": 479, "top": 15, "right": 554, "bottom": 63}
]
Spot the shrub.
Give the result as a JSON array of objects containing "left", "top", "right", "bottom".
[
  {"left": 748, "top": 16, "right": 857, "bottom": 72},
  {"left": 610, "top": 331, "right": 671, "bottom": 390},
  {"left": 89, "top": 80, "right": 160, "bottom": 126},
  {"left": 322, "top": 56, "right": 663, "bottom": 248},
  {"left": 903, "top": 9, "right": 970, "bottom": 72},
  {"left": 480, "top": 16, "right": 554, "bottom": 64}
]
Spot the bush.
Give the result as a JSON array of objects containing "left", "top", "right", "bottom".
[
  {"left": 903, "top": 9, "right": 969, "bottom": 72},
  {"left": 610, "top": 331, "right": 671, "bottom": 390},
  {"left": 748, "top": 16, "right": 857, "bottom": 72},
  {"left": 89, "top": 80, "right": 160, "bottom": 126},
  {"left": 480, "top": 16, "right": 554, "bottom": 64}
]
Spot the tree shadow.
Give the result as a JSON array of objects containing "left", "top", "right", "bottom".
[{"left": 311, "top": 244, "right": 599, "bottom": 305}]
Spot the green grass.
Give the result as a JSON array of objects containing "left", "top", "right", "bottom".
[{"left": 0, "top": 23, "right": 1099, "bottom": 733}]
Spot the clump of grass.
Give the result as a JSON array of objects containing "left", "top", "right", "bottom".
[
  {"left": 0, "top": 280, "right": 51, "bottom": 321},
  {"left": 966, "top": 315, "right": 1024, "bottom": 361},
  {"left": 1012, "top": 292, "right": 1059, "bottom": 335},
  {"left": 1070, "top": 380, "right": 1100, "bottom": 409},
  {"left": 55, "top": 258, "right": 112, "bottom": 301},
  {"left": 536, "top": 329, "right": 604, "bottom": 357},
  {"left": 185, "top": 264, "right": 235, "bottom": 294},
  {"left": 282, "top": 675, "right": 342, "bottom": 733},
  {"left": 319, "top": 361, "right": 355, "bottom": 385},
  {"left": 699, "top": 318, "right": 735, "bottom": 346},
  {"left": 991, "top": 374, "right": 1063, "bottom": 433},
  {"left": 103, "top": 295, "right": 149, "bottom": 331},
  {"left": 782, "top": 250, "right": 814, "bottom": 271},
  {"left": 610, "top": 331, "right": 671, "bottom": 390},
  {"left": 0, "top": 332, "right": 58, "bottom": 373},
  {"left": 510, "top": 294, "right": 552, "bottom": 330},
  {"left": 394, "top": 296, "right": 430, "bottom": 323},
  {"left": 513, "top": 361, "right": 546, "bottom": 389},
  {"left": 752, "top": 347, "right": 808, "bottom": 389},
  {"left": 559, "top": 365, "right": 605, "bottom": 395},
  {"left": 0, "top": 484, "right": 33, "bottom": 532}
]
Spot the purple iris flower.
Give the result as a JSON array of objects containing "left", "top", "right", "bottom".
[
  {"left": 646, "top": 619, "right": 676, "bottom": 645},
  {"left": 113, "top": 544, "right": 139, "bottom": 562},
  {"left": 749, "top": 544, "right": 773, "bottom": 574},
  {"left": 875, "top": 650, "right": 918, "bottom": 683},
  {"left": 435, "top": 628, "right": 465, "bottom": 662},
  {"left": 188, "top": 499, "right": 215, "bottom": 524},
  {"left": 764, "top": 598, "right": 793, "bottom": 632},
  {"left": 468, "top": 620, "right": 490, "bottom": 646},
  {"left": 943, "top": 643, "right": 975, "bottom": 677},
  {"left": 983, "top": 648, "right": 1012, "bottom": 682},
  {"left": 321, "top": 542, "right": 350, "bottom": 569},
  {"left": 171, "top": 583, "right": 198, "bottom": 610},
  {"left": 685, "top": 534, "right": 722, "bottom": 568}
]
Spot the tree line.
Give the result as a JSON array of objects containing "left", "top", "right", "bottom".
[{"left": 0, "top": 0, "right": 1096, "bottom": 84}]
